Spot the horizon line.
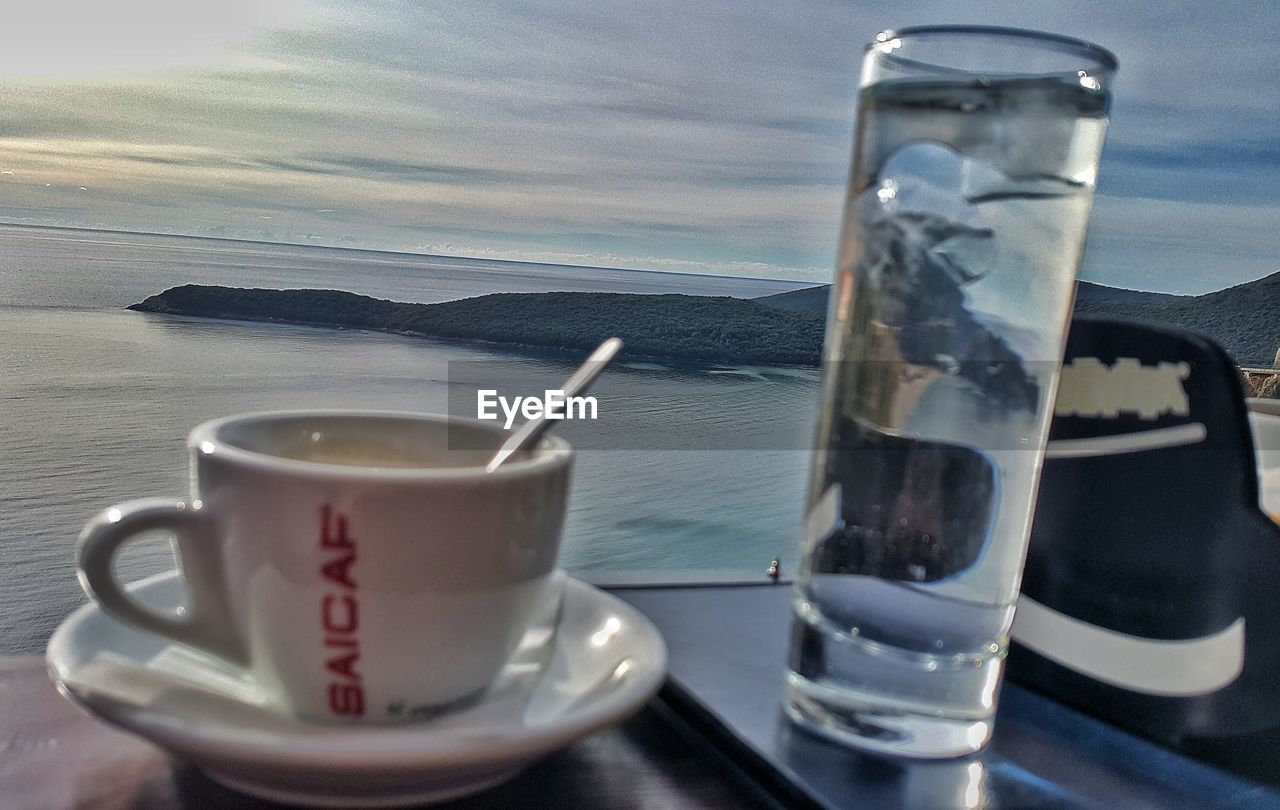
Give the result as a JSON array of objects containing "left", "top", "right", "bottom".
[{"left": 0, "top": 220, "right": 825, "bottom": 288}]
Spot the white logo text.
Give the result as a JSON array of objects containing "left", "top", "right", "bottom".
[
  {"left": 1055, "top": 357, "right": 1190, "bottom": 420},
  {"left": 477, "top": 389, "right": 599, "bottom": 429}
]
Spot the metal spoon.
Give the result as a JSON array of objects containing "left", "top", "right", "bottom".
[{"left": 485, "top": 337, "right": 623, "bottom": 472}]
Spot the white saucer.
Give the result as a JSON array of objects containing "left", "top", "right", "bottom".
[{"left": 47, "top": 570, "right": 667, "bottom": 807}]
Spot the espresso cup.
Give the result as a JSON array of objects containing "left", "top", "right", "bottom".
[{"left": 76, "top": 410, "right": 572, "bottom": 723}]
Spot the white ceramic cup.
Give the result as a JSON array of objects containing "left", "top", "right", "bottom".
[{"left": 76, "top": 411, "right": 572, "bottom": 723}]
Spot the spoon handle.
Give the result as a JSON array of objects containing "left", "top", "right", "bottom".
[{"left": 485, "top": 338, "right": 623, "bottom": 472}]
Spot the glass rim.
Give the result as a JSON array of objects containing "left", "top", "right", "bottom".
[{"left": 867, "top": 25, "right": 1118, "bottom": 78}]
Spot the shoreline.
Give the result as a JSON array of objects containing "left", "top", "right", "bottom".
[
  {"left": 143, "top": 310, "right": 822, "bottom": 372},
  {"left": 128, "top": 285, "right": 826, "bottom": 369}
]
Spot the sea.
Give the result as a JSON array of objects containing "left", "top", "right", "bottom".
[{"left": 0, "top": 223, "right": 822, "bottom": 655}]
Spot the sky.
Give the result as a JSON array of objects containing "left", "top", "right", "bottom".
[{"left": 0, "top": 1, "right": 1277, "bottom": 293}]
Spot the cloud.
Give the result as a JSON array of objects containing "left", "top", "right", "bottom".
[
  {"left": 0, "top": 0, "right": 1277, "bottom": 289},
  {"left": 1083, "top": 195, "right": 1280, "bottom": 294},
  {"left": 0, "top": 0, "right": 305, "bottom": 76}
]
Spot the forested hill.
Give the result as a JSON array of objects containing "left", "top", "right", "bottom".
[
  {"left": 1072, "top": 271, "right": 1280, "bottom": 365},
  {"left": 755, "top": 278, "right": 1280, "bottom": 366},
  {"left": 134, "top": 273, "right": 1268, "bottom": 369},
  {"left": 129, "top": 285, "right": 826, "bottom": 366},
  {"left": 754, "top": 280, "right": 1185, "bottom": 316}
]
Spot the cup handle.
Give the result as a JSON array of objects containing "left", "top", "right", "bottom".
[{"left": 76, "top": 498, "right": 247, "bottom": 666}]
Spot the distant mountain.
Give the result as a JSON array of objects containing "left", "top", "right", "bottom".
[
  {"left": 756, "top": 280, "right": 1184, "bottom": 317},
  {"left": 754, "top": 284, "right": 830, "bottom": 315},
  {"left": 1074, "top": 271, "right": 1280, "bottom": 365},
  {"left": 755, "top": 277, "right": 1280, "bottom": 366},
  {"left": 130, "top": 285, "right": 825, "bottom": 366},
  {"left": 1072, "top": 281, "right": 1186, "bottom": 307},
  {"left": 130, "top": 272, "right": 1280, "bottom": 370}
]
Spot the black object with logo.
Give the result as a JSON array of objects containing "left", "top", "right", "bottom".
[{"left": 1008, "top": 316, "right": 1280, "bottom": 783}]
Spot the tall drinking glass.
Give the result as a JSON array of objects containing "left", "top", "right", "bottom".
[{"left": 787, "top": 26, "right": 1116, "bottom": 758}]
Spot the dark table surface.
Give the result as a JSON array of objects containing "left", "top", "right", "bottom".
[
  {"left": 615, "top": 583, "right": 1280, "bottom": 810},
  {"left": 7, "top": 581, "right": 1279, "bottom": 809}
]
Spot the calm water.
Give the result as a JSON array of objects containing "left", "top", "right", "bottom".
[{"left": 0, "top": 223, "right": 820, "bottom": 654}]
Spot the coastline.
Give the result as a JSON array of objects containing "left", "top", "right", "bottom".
[{"left": 128, "top": 285, "right": 825, "bottom": 368}]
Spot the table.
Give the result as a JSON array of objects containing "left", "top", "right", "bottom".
[
  {"left": 615, "top": 584, "right": 1280, "bottom": 809},
  {"left": 0, "top": 653, "right": 780, "bottom": 809},
  {"left": 6, "top": 582, "right": 1280, "bottom": 809}
]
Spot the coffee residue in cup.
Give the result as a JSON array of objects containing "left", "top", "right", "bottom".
[{"left": 275, "top": 437, "right": 439, "bottom": 469}]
